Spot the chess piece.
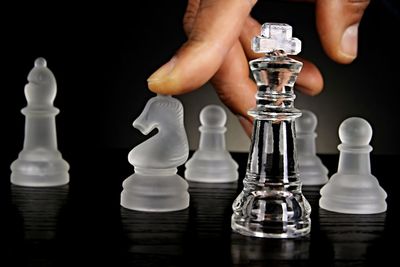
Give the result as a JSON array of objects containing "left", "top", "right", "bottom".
[
  {"left": 121, "top": 94, "right": 190, "bottom": 212},
  {"left": 296, "top": 110, "right": 329, "bottom": 185},
  {"left": 231, "top": 23, "right": 311, "bottom": 238},
  {"left": 319, "top": 117, "right": 387, "bottom": 214},
  {"left": 185, "top": 105, "right": 238, "bottom": 183},
  {"left": 11, "top": 58, "right": 69, "bottom": 187}
]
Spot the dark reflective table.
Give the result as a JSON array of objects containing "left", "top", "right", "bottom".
[{"left": 1, "top": 150, "right": 397, "bottom": 266}]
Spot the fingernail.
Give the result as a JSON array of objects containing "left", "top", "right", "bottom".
[
  {"left": 340, "top": 24, "right": 358, "bottom": 59},
  {"left": 237, "top": 115, "right": 253, "bottom": 137},
  {"left": 147, "top": 57, "right": 177, "bottom": 83}
]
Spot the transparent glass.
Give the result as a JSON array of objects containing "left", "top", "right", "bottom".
[
  {"left": 121, "top": 95, "right": 190, "bottom": 212},
  {"left": 10, "top": 58, "right": 69, "bottom": 187},
  {"left": 231, "top": 23, "right": 311, "bottom": 238}
]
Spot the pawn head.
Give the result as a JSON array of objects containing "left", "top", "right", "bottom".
[
  {"left": 296, "top": 110, "right": 317, "bottom": 133},
  {"left": 200, "top": 105, "right": 227, "bottom": 128},
  {"left": 339, "top": 117, "right": 373, "bottom": 146}
]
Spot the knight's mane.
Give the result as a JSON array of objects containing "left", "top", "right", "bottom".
[{"left": 150, "top": 97, "right": 184, "bottom": 120}]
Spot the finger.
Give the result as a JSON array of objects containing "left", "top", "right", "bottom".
[
  {"left": 238, "top": 115, "right": 253, "bottom": 137},
  {"left": 291, "top": 56, "right": 324, "bottom": 96},
  {"left": 239, "top": 16, "right": 263, "bottom": 60},
  {"left": 147, "top": 0, "right": 257, "bottom": 95},
  {"left": 316, "top": 0, "right": 370, "bottom": 64},
  {"left": 240, "top": 16, "right": 324, "bottom": 95},
  {"left": 182, "top": 0, "right": 200, "bottom": 35},
  {"left": 211, "top": 40, "right": 257, "bottom": 127}
]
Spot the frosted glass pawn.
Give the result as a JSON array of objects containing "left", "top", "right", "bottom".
[
  {"left": 185, "top": 105, "right": 238, "bottom": 183},
  {"left": 296, "top": 110, "right": 328, "bottom": 185},
  {"left": 319, "top": 117, "right": 387, "bottom": 214},
  {"left": 121, "top": 95, "right": 190, "bottom": 212},
  {"left": 11, "top": 58, "right": 69, "bottom": 187}
]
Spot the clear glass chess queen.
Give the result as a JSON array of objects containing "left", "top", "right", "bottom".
[{"left": 231, "top": 23, "right": 311, "bottom": 238}]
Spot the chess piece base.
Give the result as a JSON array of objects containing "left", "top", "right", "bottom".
[
  {"left": 231, "top": 184, "right": 311, "bottom": 238},
  {"left": 299, "top": 156, "right": 329, "bottom": 185},
  {"left": 121, "top": 171, "right": 189, "bottom": 212},
  {"left": 231, "top": 217, "right": 311, "bottom": 238},
  {"left": 185, "top": 152, "right": 238, "bottom": 183},
  {"left": 232, "top": 178, "right": 311, "bottom": 238},
  {"left": 11, "top": 157, "right": 69, "bottom": 187},
  {"left": 319, "top": 173, "right": 387, "bottom": 214}
]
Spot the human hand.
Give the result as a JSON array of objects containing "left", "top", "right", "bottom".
[{"left": 147, "top": 0, "right": 370, "bottom": 135}]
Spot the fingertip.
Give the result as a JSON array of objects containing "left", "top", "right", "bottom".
[
  {"left": 291, "top": 56, "right": 324, "bottom": 96},
  {"left": 147, "top": 57, "right": 180, "bottom": 94},
  {"left": 341, "top": 23, "right": 359, "bottom": 62},
  {"left": 147, "top": 78, "right": 178, "bottom": 95},
  {"left": 296, "top": 84, "right": 323, "bottom": 96},
  {"left": 300, "top": 70, "right": 324, "bottom": 96}
]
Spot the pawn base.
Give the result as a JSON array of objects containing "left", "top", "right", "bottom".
[
  {"left": 11, "top": 157, "right": 69, "bottom": 187},
  {"left": 185, "top": 151, "right": 238, "bottom": 183},
  {"left": 186, "top": 172, "right": 238, "bottom": 183},
  {"left": 319, "top": 198, "right": 387, "bottom": 214},
  {"left": 121, "top": 172, "right": 189, "bottom": 212},
  {"left": 319, "top": 173, "right": 387, "bottom": 214},
  {"left": 185, "top": 164, "right": 238, "bottom": 183},
  {"left": 298, "top": 156, "right": 329, "bottom": 186}
]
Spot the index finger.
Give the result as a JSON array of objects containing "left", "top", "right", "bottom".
[{"left": 147, "top": 0, "right": 257, "bottom": 95}]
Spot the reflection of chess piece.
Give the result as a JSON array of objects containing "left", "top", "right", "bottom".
[
  {"left": 320, "top": 117, "right": 387, "bottom": 214},
  {"left": 318, "top": 208, "right": 386, "bottom": 261},
  {"left": 11, "top": 58, "right": 69, "bottom": 187},
  {"left": 120, "top": 201, "right": 190, "bottom": 266},
  {"left": 231, "top": 237, "right": 310, "bottom": 264},
  {"left": 185, "top": 105, "right": 238, "bottom": 183},
  {"left": 231, "top": 23, "right": 311, "bottom": 238},
  {"left": 11, "top": 185, "right": 69, "bottom": 241},
  {"left": 121, "top": 95, "right": 190, "bottom": 212},
  {"left": 296, "top": 110, "right": 328, "bottom": 185}
]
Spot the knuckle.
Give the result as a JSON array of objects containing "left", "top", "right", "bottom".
[{"left": 183, "top": 0, "right": 200, "bottom": 34}]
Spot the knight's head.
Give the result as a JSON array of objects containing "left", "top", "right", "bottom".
[{"left": 133, "top": 95, "right": 184, "bottom": 135}]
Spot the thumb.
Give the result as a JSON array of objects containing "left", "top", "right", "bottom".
[{"left": 316, "top": 0, "right": 370, "bottom": 64}]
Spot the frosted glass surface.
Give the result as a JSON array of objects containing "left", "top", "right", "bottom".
[
  {"left": 10, "top": 58, "right": 69, "bottom": 187},
  {"left": 185, "top": 105, "right": 238, "bottom": 183},
  {"left": 252, "top": 23, "right": 301, "bottom": 55},
  {"left": 121, "top": 95, "right": 190, "bottom": 212},
  {"left": 319, "top": 117, "right": 387, "bottom": 214},
  {"left": 296, "top": 110, "right": 328, "bottom": 185}
]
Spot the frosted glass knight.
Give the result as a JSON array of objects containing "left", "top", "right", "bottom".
[{"left": 121, "top": 95, "right": 190, "bottom": 212}]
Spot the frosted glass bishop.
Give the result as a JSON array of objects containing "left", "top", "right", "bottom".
[{"left": 11, "top": 58, "right": 69, "bottom": 187}]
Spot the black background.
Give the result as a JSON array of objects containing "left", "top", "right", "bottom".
[
  {"left": 2, "top": 0, "right": 400, "bottom": 157},
  {"left": 1, "top": 1, "right": 400, "bottom": 266}
]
